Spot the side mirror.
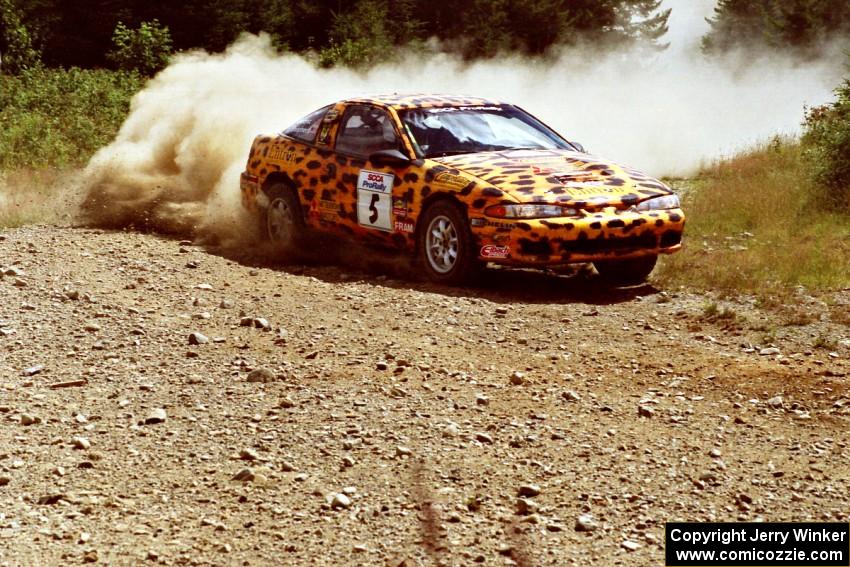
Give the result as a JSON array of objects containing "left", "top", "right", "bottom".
[
  {"left": 571, "top": 142, "right": 586, "bottom": 153},
  {"left": 369, "top": 149, "right": 410, "bottom": 167}
]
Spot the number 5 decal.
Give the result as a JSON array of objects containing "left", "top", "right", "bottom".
[{"left": 369, "top": 193, "right": 380, "bottom": 224}]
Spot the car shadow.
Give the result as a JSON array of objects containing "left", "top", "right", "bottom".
[{"left": 209, "top": 238, "right": 660, "bottom": 307}]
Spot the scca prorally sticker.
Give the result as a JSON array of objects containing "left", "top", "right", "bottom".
[
  {"left": 357, "top": 170, "right": 393, "bottom": 193},
  {"left": 481, "top": 245, "right": 510, "bottom": 259},
  {"left": 357, "top": 170, "right": 394, "bottom": 231}
]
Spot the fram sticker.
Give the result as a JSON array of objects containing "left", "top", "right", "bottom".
[
  {"left": 394, "top": 220, "right": 415, "bottom": 233},
  {"left": 357, "top": 170, "right": 393, "bottom": 193},
  {"left": 481, "top": 245, "right": 510, "bottom": 259}
]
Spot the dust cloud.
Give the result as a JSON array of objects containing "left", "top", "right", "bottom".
[{"left": 79, "top": 1, "right": 843, "bottom": 241}]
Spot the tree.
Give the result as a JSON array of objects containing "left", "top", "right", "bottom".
[
  {"left": 318, "top": 0, "right": 426, "bottom": 67},
  {"left": 0, "top": 0, "right": 40, "bottom": 73},
  {"left": 4, "top": 0, "right": 672, "bottom": 69},
  {"left": 803, "top": 66, "right": 850, "bottom": 211},
  {"left": 614, "top": 0, "right": 671, "bottom": 47},
  {"left": 703, "top": 0, "right": 850, "bottom": 56},
  {"left": 107, "top": 19, "right": 172, "bottom": 75}
]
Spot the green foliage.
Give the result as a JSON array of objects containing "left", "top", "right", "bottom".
[
  {"left": 802, "top": 75, "right": 850, "bottom": 211},
  {"left": 607, "top": 0, "right": 671, "bottom": 47},
  {"left": 316, "top": 0, "right": 674, "bottom": 58},
  {"left": 4, "top": 0, "right": 670, "bottom": 69},
  {"left": 703, "top": 0, "right": 850, "bottom": 56},
  {"left": 0, "top": 0, "right": 41, "bottom": 73},
  {"left": 318, "top": 0, "right": 397, "bottom": 68},
  {"left": 107, "top": 19, "right": 173, "bottom": 75},
  {"left": 0, "top": 67, "right": 144, "bottom": 168}
]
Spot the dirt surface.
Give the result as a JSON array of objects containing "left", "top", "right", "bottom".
[{"left": 1, "top": 225, "right": 849, "bottom": 566}]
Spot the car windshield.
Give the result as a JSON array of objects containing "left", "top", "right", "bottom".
[{"left": 399, "top": 105, "right": 573, "bottom": 158}]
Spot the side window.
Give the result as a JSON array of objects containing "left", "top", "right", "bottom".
[
  {"left": 335, "top": 106, "right": 400, "bottom": 157},
  {"left": 283, "top": 105, "right": 331, "bottom": 143}
]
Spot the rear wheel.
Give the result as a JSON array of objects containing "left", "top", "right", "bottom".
[
  {"left": 418, "top": 201, "right": 480, "bottom": 285},
  {"left": 593, "top": 255, "right": 657, "bottom": 286},
  {"left": 264, "top": 183, "right": 306, "bottom": 261}
]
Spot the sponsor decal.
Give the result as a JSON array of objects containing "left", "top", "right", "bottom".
[
  {"left": 434, "top": 172, "right": 469, "bottom": 190},
  {"left": 531, "top": 165, "right": 554, "bottom": 175},
  {"left": 472, "top": 218, "right": 516, "bottom": 229},
  {"left": 357, "top": 170, "right": 393, "bottom": 193},
  {"left": 323, "top": 108, "right": 340, "bottom": 122},
  {"left": 427, "top": 106, "right": 504, "bottom": 113},
  {"left": 483, "top": 219, "right": 517, "bottom": 229},
  {"left": 319, "top": 199, "right": 337, "bottom": 211},
  {"left": 565, "top": 186, "right": 624, "bottom": 196},
  {"left": 480, "top": 245, "right": 510, "bottom": 259},
  {"left": 317, "top": 124, "right": 331, "bottom": 145},
  {"left": 394, "top": 220, "right": 415, "bottom": 233},
  {"left": 268, "top": 147, "right": 295, "bottom": 162},
  {"left": 392, "top": 197, "right": 408, "bottom": 217}
]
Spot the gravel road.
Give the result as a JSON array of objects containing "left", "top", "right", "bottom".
[{"left": 1, "top": 226, "right": 848, "bottom": 566}]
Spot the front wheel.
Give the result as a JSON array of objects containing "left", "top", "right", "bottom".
[
  {"left": 418, "top": 201, "right": 480, "bottom": 285},
  {"left": 265, "top": 184, "right": 306, "bottom": 261},
  {"left": 593, "top": 255, "right": 657, "bottom": 286}
]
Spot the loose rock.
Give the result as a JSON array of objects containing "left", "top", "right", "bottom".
[
  {"left": 247, "top": 368, "right": 275, "bottom": 383},
  {"left": 145, "top": 408, "right": 167, "bottom": 424}
]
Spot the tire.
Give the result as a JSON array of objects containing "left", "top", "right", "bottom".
[
  {"left": 593, "top": 255, "right": 657, "bottom": 286},
  {"left": 264, "top": 183, "right": 306, "bottom": 261},
  {"left": 418, "top": 200, "right": 480, "bottom": 285}
]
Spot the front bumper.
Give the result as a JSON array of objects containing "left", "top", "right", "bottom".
[{"left": 472, "top": 208, "right": 685, "bottom": 265}]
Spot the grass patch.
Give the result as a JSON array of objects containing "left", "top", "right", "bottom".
[
  {"left": 0, "top": 169, "right": 80, "bottom": 227},
  {"left": 813, "top": 333, "right": 839, "bottom": 350},
  {"left": 1, "top": 67, "right": 144, "bottom": 228},
  {"left": 0, "top": 67, "right": 144, "bottom": 169},
  {"left": 657, "top": 140, "right": 850, "bottom": 295},
  {"left": 702, "top": 301, "right": 738, "bottom": 322}
]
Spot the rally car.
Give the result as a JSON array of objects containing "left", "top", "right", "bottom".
[{"left": 240, "top": 94, "right": 684, "bottom": 285}]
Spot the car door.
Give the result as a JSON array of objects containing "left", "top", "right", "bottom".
[{"left": 331, "top": 104, "right": 413, "bottom": 247}]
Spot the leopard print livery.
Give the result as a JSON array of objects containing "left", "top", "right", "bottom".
[{"left": 240, "top": 94, "right": 685, "bottom": 265}]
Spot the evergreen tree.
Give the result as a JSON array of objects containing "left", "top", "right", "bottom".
[
  {"left": 703, "top": 0, "right": 850, "bottom": 56},
  {"left": 4, "top": 0, "right": 672, "bottom": 69}
]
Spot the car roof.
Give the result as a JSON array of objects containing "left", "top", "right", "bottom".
[{"left": 344, "top": 94, "right": 503, "bottom": 110}]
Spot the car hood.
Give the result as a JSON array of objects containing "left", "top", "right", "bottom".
[{"left": 433, "top": 149, "right": 673, "bottom": 207}]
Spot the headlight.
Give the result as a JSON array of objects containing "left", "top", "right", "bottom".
[
  {"left": 485, "top": 204, "right": 577, "bottom": 219},
  {"left": 636, "top": 194, "right": 680, "bottom": 211}
]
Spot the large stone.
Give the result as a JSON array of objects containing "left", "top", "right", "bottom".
[
  {"left": 145, "top": 408, "right": 167, "bottom": 424},
  {"left": 247, "top": 368, "right": 275, "bottom": 383}
]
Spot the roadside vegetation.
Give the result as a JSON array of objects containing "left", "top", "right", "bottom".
[
  {"left": 658, "top": 74, "right": 850, "bottom": 296},
  {"left": 0, "top": 67, "right": 144, "bottom": 169}
]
